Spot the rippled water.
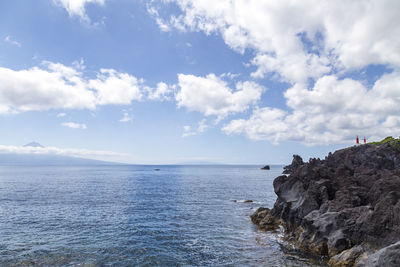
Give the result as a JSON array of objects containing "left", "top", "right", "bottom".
[{"left": 0, "top": 165, "right": 325, "bottom": 266}]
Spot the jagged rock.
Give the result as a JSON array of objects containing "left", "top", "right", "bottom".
[
  {"left": 233, "top": 199, "right": 253, "bottom": 203},
  {"left": 252, "top": 139, "right": 400, "bottom": 266},
  {"left": 355, "top": 241, "right": 400, "bottom": 267},
  {"left": 261, "top": 165, "right": 270, "bottom": 170},
  {"left": 251, "top": 207, "right": 280, "bottom": 231},
  {"left": 329, "top": 245, "right": 368, "bottom": 267},
  {"left": 282, "top": 154, "right": 304, "bottom": 174}
]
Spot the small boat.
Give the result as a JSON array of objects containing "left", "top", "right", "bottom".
[{"left": 154, "top": 168, "right": 160, "bottom": 171}]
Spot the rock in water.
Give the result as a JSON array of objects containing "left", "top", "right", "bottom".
[
  {"left": 261, "top": 165, "right": 270, "bottom": 170},
  {"left": 233, "top": 200, "right": 253, "bottom": 203},
  {"left": 251, "top": 207, "right": 281, "bottom": 231},
  {"left": 251, "top": 138, "right": 400, "bottom": 266}
]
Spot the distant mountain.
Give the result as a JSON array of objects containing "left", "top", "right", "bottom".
[
  {"left": 23, "top": 141, "right": 45, "bottom": 148},
  {"left": 0, "top": 142, "right": 121, "bottom": 166},
  {"left": 177, "top": 160, "right": 224, "bottom": 165},
  {"left": 0, "top": 153, "right": 120, "bottom": 166}
]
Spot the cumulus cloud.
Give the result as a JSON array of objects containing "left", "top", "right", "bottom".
[
  {"left": 0, "top": 61, "right": 147, "bottom": 114},
  {"left": 176, "top": 73, "right": 264, "bottom": 120},
  {"left": 53, "top": 0, "right": 105, "bottom": 22},
  {"left": 152, "top": 0, "right": 400, "bottom": 145},
  {"left": 223, "top": 73, "right": 400, "bottom": 145},
  {"left": 0, "top": 62, "right": 95, "bottom": 113},
  {"left": 89, "top": 69, "right": 142, "bottom": 105},
  {"left": 61, "top": 122, "right": 87, "bottom": 129},
  {"left": 147, "top": 82, "right": 173, "bottom": 100},
  {"left": 152, "top": 0, "right": 400, "bottom": 83}
]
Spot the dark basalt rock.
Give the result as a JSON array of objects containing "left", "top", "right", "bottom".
[
  {"left": 261, "top": 165, "right": 270, "bottom": 170},
  {"left": 282, "top": 154, "right": 304, "bottom": 174},
  {"left": 233, "top": 199, "right": 253, "bottom": 203},
  {"left": 355, "top": 241, "right": 400, "bottom": 267},
  {"left": 252, "top": 140, "right": 400, "bottom": 266}
]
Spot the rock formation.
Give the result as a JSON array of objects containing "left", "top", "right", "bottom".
[
  {"left": 261, "top": 165, "right": 270, "bottom": 170},
  {"left": 251, "top": 137, "right": 400, "bottom": 266}
]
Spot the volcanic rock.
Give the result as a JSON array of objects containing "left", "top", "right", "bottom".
[
  {"left": 261, "top": 165, "right": 270, "bottom": 170},
  {"left": 252, "top": 138, "right": 400, "bottom": 266}
]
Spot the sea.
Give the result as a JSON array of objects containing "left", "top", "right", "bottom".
[{"left": 0, "top": 165, "right": 326, "bottom": 266}]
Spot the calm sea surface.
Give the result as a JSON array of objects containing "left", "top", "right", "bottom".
[{"left": 0, "top": 165, "right": 325, "bottom": 266}]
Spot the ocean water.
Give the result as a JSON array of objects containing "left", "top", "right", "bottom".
[{"left": 0, "top": 165, "right": 325, "bottom": 266}]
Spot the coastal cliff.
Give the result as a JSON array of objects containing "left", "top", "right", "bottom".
[{"left": 252, "top": 137, "right": 400, "bottom": 266}]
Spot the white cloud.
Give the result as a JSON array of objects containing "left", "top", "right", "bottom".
[
  {"left": 223, "top": 72, "right": 400, "bottom": 145},
  {"left": 72, "top": 58, "right": 85, "bottom": 70},
  {"left": 223, "top": 107, "right": 288, "bottom": 144},
  {"left": 152, "top": 0, "right": 400, "bottom": 145},
  {"left": 220, "top": 72, "right": 239, "bottom": 79},
  {"left": 156, "top": 18, "right": 172, "bottom": 32},
  {"left": 57, "top": 112, "right": 66, "bottom": 117},
  {"left": 61, "top": 122, "right": 87, "bottom": 129},
  {"left": 176, "top": 73, "right": 264, "bottom": 120},
  {"left": 147, "top": 82, "right": 173, "bottom": 100},
  {"left": 119, "top": 112, "right": 133, "bottom": 122},
  {"left": 182, "top": 125, "right": 196, "bottom": 137},
  {"left": 4, "top": 36, "right": 21, "bottom": 47},
  {"left": 198, "top": 119, "right": 208, "bottom": 133},
  {"left": 53, "top": 0, "right": 105, "bottom": 22},
  {"left": 0, "top": 62, "right": 95, "bottom": 113},
  {"left": 182, "top": 119, "right": 209, "bottom": 137},
  {"left": 89, "top": 69, "right": 142, "bottom": 105},
  {"left": 147, "top": 5, "right": 171, "bottom": 32},
  {"left": 153, "top": 0, "right": 400, "bottom": 84},
  {"left": 0, "top": 61, "right": 147, "bottom": 114}
]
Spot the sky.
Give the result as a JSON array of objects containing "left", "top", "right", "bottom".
[{"left": 0, "top": 0, "right": 399, "bottom": 164}]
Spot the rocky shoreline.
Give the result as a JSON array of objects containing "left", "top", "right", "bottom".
[{"left": 252, "top": 137, "right": 400, "bottom": 266}]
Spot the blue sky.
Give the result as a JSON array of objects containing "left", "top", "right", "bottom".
[{"left": 0, "top": 0, "right": 399, "bottom": 164}]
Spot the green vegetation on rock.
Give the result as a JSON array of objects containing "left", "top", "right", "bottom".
[
  {"left": 389, "top": 139, "right": 400, "bottom": 149},
  {"left": 369, "top": 136, "right": 394, "bottom": 145},
  {"left": 369, "top": 136, "right": 400, "bottom": 149}
]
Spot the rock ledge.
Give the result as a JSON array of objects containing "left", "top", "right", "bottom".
[{"left": 252, "top": 138, "right": 400, "bottom": 266}]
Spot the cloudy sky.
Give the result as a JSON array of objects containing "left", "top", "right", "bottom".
[{"left": 0, "top": 0, "right": 399, "bottom": 164}]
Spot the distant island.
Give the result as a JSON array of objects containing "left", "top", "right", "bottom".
[
  {"left": 0, "top": 142, "right": 120, "bottom": 166},
  {"left": 260, "top": 165, "right": 270, "bottom": 170},
  {"left": 176, "top": 160, "right": 223, "bottom": 165},
  {"left": 252, "top": 137, "right": 400, "bottom": 266}
]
